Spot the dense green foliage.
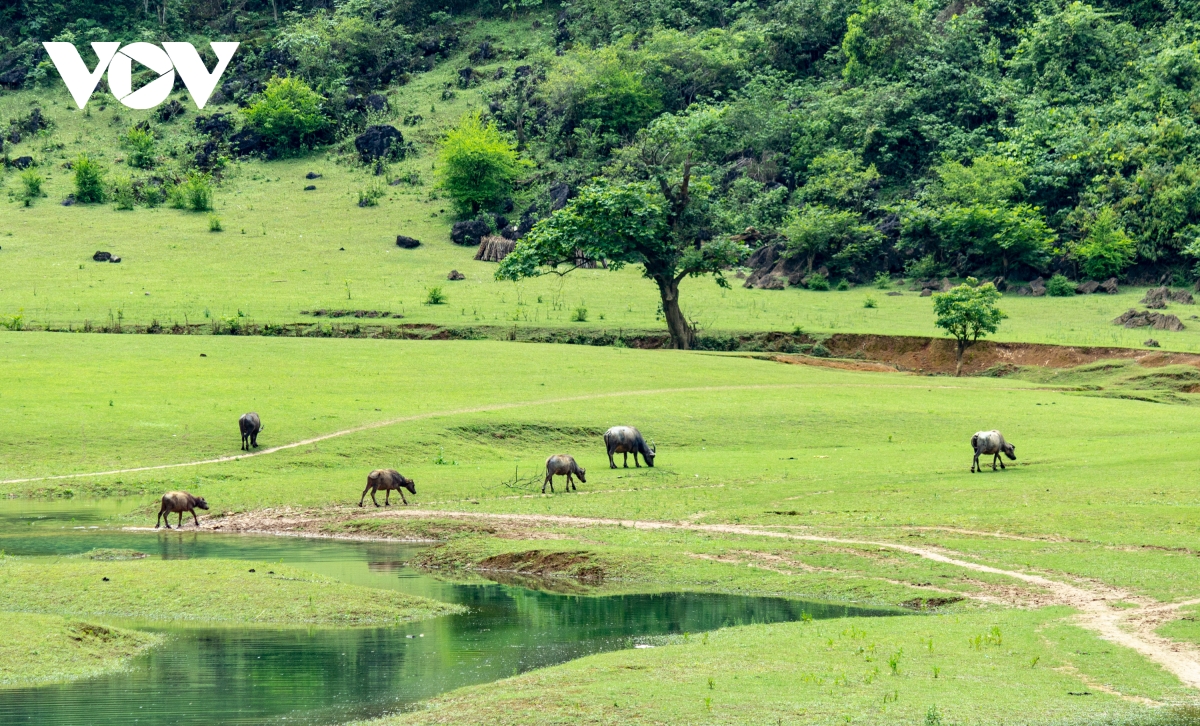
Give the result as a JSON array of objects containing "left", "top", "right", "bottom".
[
  {"left": 436, "top": 112, "right": 527, "bottom": 216},
  {"left": 71, "top": 154, "right": 105, "bottom": 203},
  {"left": 243, "top": 76, "right": 330, "bottom": 153}
]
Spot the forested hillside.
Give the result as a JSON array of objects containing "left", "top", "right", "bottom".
[{"left": 6, "top": 0, "right": 1200, "bottom": 290}]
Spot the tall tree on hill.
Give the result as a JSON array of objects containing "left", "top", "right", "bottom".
[{"left": 497, "top": 111, "right": 745, "bottom": 350}]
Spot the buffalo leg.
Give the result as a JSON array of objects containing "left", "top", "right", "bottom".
[
  {"left": 191, "top": 508, "right": 200, "bottom": 526},
  {"left": 371, "top": 491, "right": 380, "bottom": 507},
  {"left": 623, "top": 452, "right": 629, "bottom": 468},
  {"left": 359, "top": 486, "right": 371, "bottom": 507},
  {"left": 177, "top": 512, "right": 184, "bottom": 528},
  {"left": 633, "top": 452, "right": 641, "bottom": 468},
  {"left": 251, "top": 432, "right": 258, "bottom": 448},
  {"left": 608, "top": 450, "right": 616, "bottom": 469},
  {"left": 155, "top": 510, "right": 163, "bottom": 529},
  {"left": 971, "top": 451, "right": 978, "bottom": 473},
  {"left": 385, "top": 489, "right": 391, "bottom": 506},
  {"left": 568, "top": 473, "right": 576, "bottom": 491},
  {"left": 397, "top": 490, "right": 408, "bottom": 505},
  {"left": 543, "top": 473, "right": 552, "bottom": 493}
]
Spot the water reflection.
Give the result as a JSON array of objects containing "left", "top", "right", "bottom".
[{"left": 0, "top": 501, "right": 902, "bottom": 725}]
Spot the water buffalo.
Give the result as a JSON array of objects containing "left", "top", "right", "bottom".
[
  {"left": 360, "top": 469, "right": 415, "bottom": 507},
  {"left": 603, "top": 426, "right": 655, "bottom": 469},
  {"left": 156, "top": 491, "right": 209, "bottom": 529},
  {"left": 544, "top": 454, "right": 585, "bottom": 493},
  {"left": 971, "top": 430, "right": 1016, "bottom": 473},
  {"left": 239, "top": 412, "right": 262, "bottom": 451}
]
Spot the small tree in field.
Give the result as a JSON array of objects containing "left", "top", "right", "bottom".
[
  {"left": 437, "top": 112, "right": 528, "bottom": 216},
  {"left": 933, "top": 279, "right": 1006, "bottom": 376}
]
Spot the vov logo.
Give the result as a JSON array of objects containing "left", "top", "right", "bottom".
[{"left": 43, "top": 42, "right": 239, "bottom": 110}]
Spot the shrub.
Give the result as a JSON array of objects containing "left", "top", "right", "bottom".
[
  {"left": 123, "top": 127, "right": 156, "bottom": 169},
  {"left": 571, "top": 305, "right": 588, "bottom": 322},
  {"left": 425, "top": 286, "right": 447, "bottom": 304},
  {"left": 863, "top": 295, "right": 877, "bottom": 308},
  {"left": 806, "top": 272, "right": 830, "bottom": 290},
  {"left": 73, "top": 154, "right": 106, "bottom": 203},
  {"left": 836, "top": 278, "right": 850, "bottom": 291},
  {"left": 170, "top": 172, "right": 213, "bottom": 212},
  {"left": 437, "top": 111, "right": 529, "bottom": 216},
  {"left": 357, "top": 182, "right": 385, "bottom": 207},
  {"left": 18, "top": 169, "right": 43, "bottom": 206},
  {"left": 111, "top": 176, "right": 135, "bottom": 210},
  {"left": 1045, "top": 274, "right": 1075, "bottom": 296},
  {"left": 873, "top": 271, "right": 891, "bottom": 289},
  {"left": 1074, "top": 208, "right": 1135, "bottom": 280},
  {"left": 143, "top": 183, "right": 164, "bottom": 207},
  {"left": 243, "top": 76, "right": 330, "bottom": 152},
  {"left": 904, "top": 253, "right": 947, "bottom": 280},
  {"left": 208, "top": 215, "right": 223, "bottom": 232}
]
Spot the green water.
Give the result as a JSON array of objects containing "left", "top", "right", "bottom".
[{"left": 0, "top": 500, "right": 900, "bottom": 724}]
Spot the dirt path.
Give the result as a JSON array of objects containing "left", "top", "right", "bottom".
[
  {"left": 0, "top": 381, "right": 1042, "bottom": 487},
  {"left": 196, "top": 506, "right": 1200, "bottom": 690}
]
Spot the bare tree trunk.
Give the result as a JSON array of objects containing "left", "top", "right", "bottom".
[
  {"left": 656, "top": 276, "right": 693, "bottom": 350},
  {"left": 956, "top": 339, "right": 966, "bottom": 376},
  {"left": 270, "top": 0, "right": 278, "bottom": 23}
]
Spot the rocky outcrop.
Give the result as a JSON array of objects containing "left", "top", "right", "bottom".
[
  {"left": 395, "top": 235, "right": 421, "bottom": 249},
  {"left": 1101, "top": 277, "right": 1119, "bottom": 294},
  {"left": 742, "top": 242, "right": 806, "bottom": 289},
  {"left": 451, "top": 220, "right": 491, "bottom": 246},
  {"left": 1141, "top": 286, "right": 1194, "bottom": 308},
  {"left": 1112, "top": 309, "right": 1185, "bottom": 331},
  {"left": 1076, "top": 280, "right": 1100, "bottom": 294},
  {"left": 447, "top": 269, "right": 465, "bottom": 280},
  {"left": 354, "top": 125, "right": 404, "bottom": 163}
]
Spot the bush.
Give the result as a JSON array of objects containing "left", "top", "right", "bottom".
[
  {"left": 123, "top": 127, "right": 156, "bottom": 169},
  {"left": 437, "top": 111, "right": 529, "bottom": 216},
  {"left": 73, "top": 154, "right": 106, "bottom": 203},
  {"left": 873, "top": 271, "right": 891, "bottom": 289},
  {"left": 1074, "top": 208, "right": 1135, "bottom": 280},
  {"left": 243, "top": 76, "right": 330, "bottom": 153},
  {"left": 807, "top": 272, "right": 830, "bottom": 290},
  {"left": 571, "top": 305, "right": 588, "bottom": 322},
  {"left": 357, "top": 182, "right": 385, "bottom": 207},
  {"left": 904, "top": 253, "right": 947, "bottom": 280},
  {"left": 208, "top": 215, "right": 223, "bottom": 232},
  {"left": 863, "top": 295, "right": 877, "bottom": 308},
  {"left": 835, "top": 279, "right": 850, "bottom": 291},
  {"left": 425, "top": 286, "right": 447, "bottom": 304},
  {"left": 18, "top": 169, "right": 43, "bottom": 206},
  {"left": 1046, "top": 274, "right": 1075, "bottom": 296},
  {"left": 170, "top": 172, "right": 213, "bottom": 212},
  {"left": 111, "top": 176, "right": 135, "bottom": 210}
]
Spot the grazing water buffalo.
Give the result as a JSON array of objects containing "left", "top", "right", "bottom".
[
  {"left": 156, "top": 491, "right": 209, "bottom": 529},
  {"left": 971, "top": 430, "right": 1016, "bottom": 473},
  {"left": 239, "top": 412, "right": 262, "bottom": 451},
  {"left": 544, "top": 454, "right": 585, "bottom": 493},
  {"left": 603, "top": 426, "right": 655, "bottom": 469},
  {"left": 360, "top": 469, "right": 415, "bottom": 507}
]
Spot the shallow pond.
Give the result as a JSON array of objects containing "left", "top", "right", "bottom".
[{"left": 0, "top": 500, "right": 899, "bottom": 724}]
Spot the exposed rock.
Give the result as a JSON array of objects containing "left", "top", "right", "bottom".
[
  {"left": 451, "top": 219, "right": 491, "bottom": 246},
  {"left": 155, "top": 99, "right": 185, "bottom": 122},
  {"left": 492, "top": 67, "right": 507, "bottom": 80},
  {"left": 230, "top": 129, "right": 268, "bottom": 157},
  {"left": 1012, "top": 285, "right": 1032, "bottom": 296},
  {"left": 93, "top": 251, "right": 112, "bottom": 262},
  {"left": 11, "top": 156, "right": 32, "bottom": 169},
  {"left": 457, "top": 67, "right": 481, "bottom": 88},
  {"left": 354, "top": 125, "right": 404, "bottom": 163},
  {"left": 920, "top": 288, "right": 933, "bottom": 297},
  {"left": 499, "top": 225, "right": 519, "bottom": 240},
  {"left": 61, "top": 195, "right": 75, "bottom": 206},
  {"left": 194, "top": 112, "right": 233, "bottom": 138},
  {"left": 1112, "top": 309, "right": 1185, "bottom": 331},
  {"left": 304, "top": 185, "right": 316, "bottom": 191},
  {"left": 0, "top": 65, "right": 27, "bottom": 88},
  {"left": 395, "top": 235, "right": 421, "bottom": 249},
  {"left": 939, "top": 277, "right": 954, "bottom": 292},
  {"left": 742, "top": 242, "right": 806, "bottom": 289},
  {"left": 469, "top": 42, "right": 496, "bottom": 62},
  {"left": 110, "top": 256, "right": 121, "bottom": 263},
  {"left": 365, "top": 93, "right": 388, "bottom": 112},
  {"left": 1076, "top": 280, "right": 1100, "bottom": 295},
  {"left": 1145, "top": 338, "right": 1161, "bottom": 347},
  {"left": 1029, "top": 276, "right": 1046, "bottom": 297},
  {"left": 1101, "top": 277, "right": 1119, "bottom": 294},
  {"left": 447, "top": 269, "right": 465, "bottom": 281},
  {"left": 549, "top": 182, "right": 571, "bottom": 211},
  {"left": 305, "top": 172, "right": 322, "bottom": 180},
  {"left": 515, "top": 65, "right": 534, "bottom": 78},
  {"left": 886, "top": 291, "right": 903, "bottom": 296},
  {"left": 1141, "top": 286, "right": 1195, "bottom": 307},
  {"left": 990, "top": 276, "right": 1006, "bottom": 291}
]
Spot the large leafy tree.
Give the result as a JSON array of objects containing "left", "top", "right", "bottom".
[
  {"left": 498, "top": 114, "right": 744, "bottom": 349},
  {"left": 933, "top": 279, "right": 1007, "bottom": 377}
]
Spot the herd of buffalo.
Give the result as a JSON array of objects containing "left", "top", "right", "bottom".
[{"left": 152, "top": 412, "right": 1015, "bottom": 528}]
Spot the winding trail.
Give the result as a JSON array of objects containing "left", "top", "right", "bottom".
[
  {"left": 0, "top": 380, "right": 1041, "bottom": 487},
  {"left": 198, "top": 506, "right": 1200, "bottom": 691}
]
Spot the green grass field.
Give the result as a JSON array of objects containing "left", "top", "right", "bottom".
[{"left": 0, "top": 612, "right": 162, "bottom": 688}]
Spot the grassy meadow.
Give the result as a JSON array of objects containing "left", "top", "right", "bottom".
[
  {"left": 0, "top": 612, "right": 162, "bottom": 688},
  {"left": 2, "top": 18, "right": 1200, "bottom": 352}
]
